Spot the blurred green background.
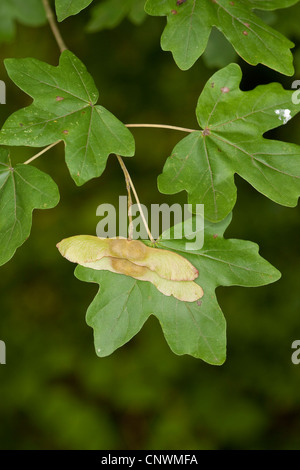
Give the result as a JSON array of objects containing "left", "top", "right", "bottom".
[{"left": 0, "top": 1, "right": 300, "bottom": 450}]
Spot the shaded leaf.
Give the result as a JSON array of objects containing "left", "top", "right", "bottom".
[
  {"left": 249, "top": 0, "right": 299, "bottom": 10},
  {"left": 74, "top": 215, "right": 280, "bottom": 363},
  {"left": 0, "top": 51, "right": 135, "bottom": 186},
  {"left": 158, "top": 64, "right": 300, "bottom": 222},
  {"left": 87, "top": 0, "right": 146, "bottom": 32},
  {"left": 144, "top": 0, "right": 296, "bottom": 74},
  {"left": 202, "top": 28, "right": 237, "bottom": 69},
  {"left": 0, "top": 148, "right": 59, "bottom": 266},
  {"left": 0, "top": 0, "right": 46, "bottom": 44},
  {"left": 55, "top": 0, "right": 94, "bottom": 22}
]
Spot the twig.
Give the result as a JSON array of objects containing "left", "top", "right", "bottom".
[
  {"left": 42, "top": 0, "right": 68, "bottom": 53},
  {"left": 116, "top": 155, "right": 155, "bottom": 243},
  {"left": 126, "top": 123, "right": 196, "bottom": 133},
  {"left": 23, "top": 141, "right": 61, "bottom": 165},
  {"left": 125, "top": 170, "right": 134, "bottom": 240}
]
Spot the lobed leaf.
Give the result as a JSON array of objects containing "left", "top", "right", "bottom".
[
  {"left": 145, "top": 0, "right": 297, "bottom": 74},
  {"left": 73, "top": 215, "right": 280, "bottom": 363},
  {"left": 0, "top": 148, "right": 60, "bottom": 266},
  {"left": 0, "top": 51, "right": 135, "bottom": 186},
  {"left": 158, "top": 63, "right": 300, "bottom": 222}
]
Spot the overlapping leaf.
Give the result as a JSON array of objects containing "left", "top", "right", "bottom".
[
  {"left": 55, "top": 0, "right": 94, "bottom": 22},
  {"left": 0, "top": 0, "right": 46, "bottom": 44},
  {"left": 87, "top": 0, "right": 146, "bottom": 32},
  {"left": 144, "top": 0, "right": 298, "bottom": 74},
  {"left": 0, "top": 148, "right": 59, "bottom": 266},
  {"left": 249, "top": 0, "right": 299, "bottom": 10},
  {"left": 158, "top": 63, "right": 300, "bottom": 222},
  {"left": 74, "top": 215, "right": 280, "bottom": 363},
  {"left": 0, "top": 51, "right": 135, "bottom": 186}
]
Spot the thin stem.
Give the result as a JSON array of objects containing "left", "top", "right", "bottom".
[
  {"left": 42, "top": 0, "right": 68, "bottom": 53},
  {"left": 126, "top": 123, "right": 197, "bottom": 133},
  {"left": 125, "top": 173, "right": 134, "bottom": 240},
  {"left": 24, "top": 141, "right": 61, "bottom": 165},
  {"left": 116, "top": 155, "right": 155, "bottom": 243}
]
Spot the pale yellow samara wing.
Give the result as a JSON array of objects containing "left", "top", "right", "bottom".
[
  {"left": 57, "top": 236, "right": 198, "bottom": 281},
  {"left": 83, "top": 256, "right": 203, "bottom": 303}
]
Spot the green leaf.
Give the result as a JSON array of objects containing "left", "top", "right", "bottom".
[
  {"left": 0, "top": 50, "right": 135, "bottom": 186},
  {"left": 144, "top": 0, "right": 296, "bottom": 74},
  {"left": 87, "top": 0, "right": 146, "bottom": 32},
  {"left": 249, "top": 0, "right": 299, "bottom": 10},
  {"left": 158, "top": 64, "right": 300, "bottom": 222},
  {"left": 0, "top": 148, "right": 60, "bottom": 266},
  {"left": 74, "top": 215, "right": 280, "bottom": 364},
  {"left": 55, "top": 0, "right": 94, "bottom": 22},
  {"left": 202, "top": 28, "right": 237, "bottom": 69},
  {"left": 271, "top": 1, "right": 300, "bottom": 39},
  {"left": 0, "top": 0, "right": 46, "bottom": 44}
]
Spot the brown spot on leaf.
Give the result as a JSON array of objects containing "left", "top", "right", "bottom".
[
  {"left": 211, "top": 82, "right": 215, "bottom": 88},
  {"left": 213, "top": 234, "right": 218, "bottom": 239},
  {"left": 56, "top": 96, "right": 64, "bottom": 101},
  {"left": 19, "top": 123, "right": 24, "bottom": 127},
  {"left": 230, "top": 1, "right": 234, "bottom": 4},
  {"left": 244, "top": 22, "right": 250, "bottom": 27},
  {"left": 202, "top": 128, "right": 211, "bottom": 136},
  {"left": 171, "top": 9, "right": 177, "bottom": 14},
  {"left": 62, "top": 130, "right": 69, "bottom": 135},
  {"left": 197, "top": 300, "right": 202, "bottom": 306},
  {"left": 243, "top": 30, "right": 248, "bottom": 36},
  {"left": 221, "top": 86, "right": 230, "bottom": 93},
  {"left": 176, "top": 0, "right": 187, "bottom": 5}
]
